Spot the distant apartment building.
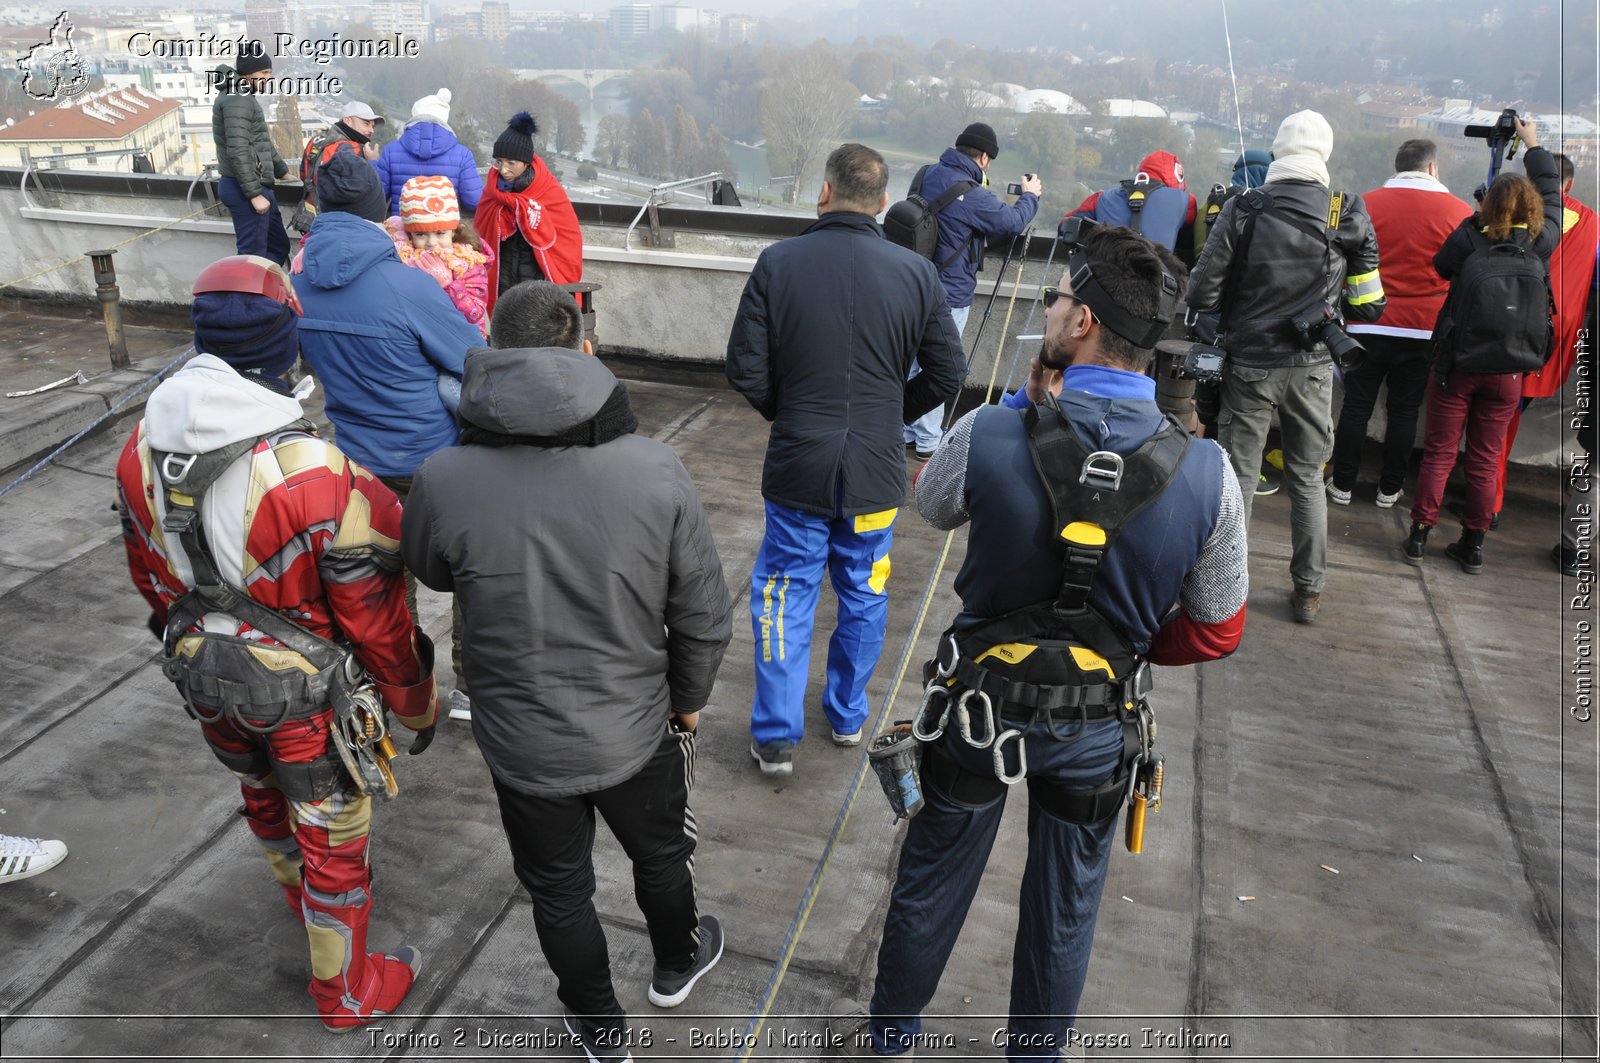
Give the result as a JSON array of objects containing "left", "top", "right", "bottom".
[
  {"left": 480, "top": 0, "right": 509, "bottom": 40},
  {"left": 370, "top": 0, "right": 429, "bottom": 42},
  {"left": 721, "top": 14, "right": 756, "bottom": 44},
  {"left": 433, "top": 0, "right": 510, "bottom": 42},
  {"left": 245, "top": 0, "right": 292, "bottom": 45},
  {"left": 607, "top": 3, "right": 651, "bottom": 40},
  {"left": 0, "top": 87, "right": 183, "bottom": 173},
  {"left": 654, "top": 4, "right": 698, "bottom": 32}
]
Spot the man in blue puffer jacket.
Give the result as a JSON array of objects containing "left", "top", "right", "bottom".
[
  {"left": 903, "top": 122, "right": 1040, "bottom": 456},
  {"left": 374, "top": 88, "right": 484, "bottom": 214},
  {"left": 294, "top": 150, "right": 483, "bottom": 705}
]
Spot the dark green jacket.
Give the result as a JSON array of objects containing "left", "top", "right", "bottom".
[{"left": 211, "top": 65, "right": 286, "bottom": 197}]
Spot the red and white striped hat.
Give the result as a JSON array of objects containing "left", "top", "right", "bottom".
[{"left": 399, "top": 175, "right": 460, "bottom": 234}]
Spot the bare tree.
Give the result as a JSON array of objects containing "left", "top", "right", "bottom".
[
  {"left": 942, "top": 76, "right": 992, "bottom": 130},
  {"left": 596, "top": 113, "right": 631, "bottom": 169},
  {"left": 269, "top": 94, "right": 303, "bottom": 164},
  {"left": 758, "top": 43, "right": 857, "bottom": 202},
  {"left": 670, "top": 104, "right": 703, "bottom": 178}
]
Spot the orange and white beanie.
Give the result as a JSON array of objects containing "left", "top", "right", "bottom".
[{"left": 399, "top": 176, "right": 460, "bottom": 233}]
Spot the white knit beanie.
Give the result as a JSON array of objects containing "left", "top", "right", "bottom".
[
  {"left": 1273, "top": 110, "right": 1333, "bottom": 162},
  {"left": 410, "top": 88, "right": 452, "bottom": 127},
  {"left": 1266, "top": 109, "right": 1333, "bottom": 186}
]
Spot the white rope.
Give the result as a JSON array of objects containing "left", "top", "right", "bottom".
[{"left": 1221, "top": 0, "right": 1252, "bottom": 186}]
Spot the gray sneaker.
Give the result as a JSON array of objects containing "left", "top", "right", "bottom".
[
  {"left": 647, "top": 914, "right": 724, "bottom": 1008},
  {"left": 446, "top": 689, "right": 471, "bottom": 721},
  {"left": 750, "top": 739, "right": 794, "bottom": 777}
]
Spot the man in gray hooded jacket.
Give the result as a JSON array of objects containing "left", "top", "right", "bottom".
[{"left": 401, "top": 282, "right": 734, "bottom": 1062}]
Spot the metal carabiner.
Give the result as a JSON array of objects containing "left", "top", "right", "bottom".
[
  {"left": 1080, "top": 450, "right": 1125, "bottom": 492},
  {"left": 912, "top": 683, "right": 952, "bottom": 743},
  {"left": 953, "top": 688, "right": 996, "bottom": 750},
  {"left": 159, "top": 452, "right": 199, "bottom": 487},
  {"left": 934, "top": 633, "right": 960, "bottom": 679},
  {"left": 992, "top": 727, "right": 1028, "bottom": 785}
]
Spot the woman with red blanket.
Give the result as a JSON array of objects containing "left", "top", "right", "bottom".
[{"left": 475, "top": 112, "right": 583, "bottom": 317}]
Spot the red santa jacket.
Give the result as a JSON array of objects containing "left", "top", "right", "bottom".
[
  {"left": 115, "top": 354, "right": 436, "bottom": 731},
  {"left": 1524, "top": 193, "right": 1599, "bottom": 398},
  {"left": 1346, "top": 173, "right": 1473, "bottom": 341}
]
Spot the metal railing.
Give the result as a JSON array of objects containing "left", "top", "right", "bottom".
[{"left": 623, "top": 173, "right": 728, "bottom": 251}]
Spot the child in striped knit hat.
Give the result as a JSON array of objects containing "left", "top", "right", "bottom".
[{"left": 385, "top": 175, "right": 493, "bottom": 340}]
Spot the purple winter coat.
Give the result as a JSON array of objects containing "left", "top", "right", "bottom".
[{"left": 375, "top": 122, "right": 484, "bottom": 213}]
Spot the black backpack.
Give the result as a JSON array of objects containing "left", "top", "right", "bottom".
[
  {"left": 1434, "top": 237, "right": 1553, "bottom": 376},
  {"left": 883, "top": 164, "right": 977, "bottom": 269}
]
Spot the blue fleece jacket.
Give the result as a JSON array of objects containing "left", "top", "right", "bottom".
[
  {"left": 375, "top": 122, "right": 484, "bottom": 213},
  {"left": 917, "top": 147, "right": 1038, "bottom": 309},
  {"left": 293, "top": 211, "right": 484, "bottom": 478}
]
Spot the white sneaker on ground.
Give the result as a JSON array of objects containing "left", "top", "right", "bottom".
[
  {"left": 749, "top": 740, "right": 794, "bottom": 777},
  {"left": 1375, "top": 488, "right": 1402, "bottom": 509},
  {"left": 447, "top": 689, "right": 471, "bottom": 721},
  {"left": 831, "top": 729, "right": 863, "bottom": 747},
  {"left": 0, "top": 835, "right": 68, "bottom": 883},
  {"left": 1326, "top": 482, "right": 1352, "bottom": 506}
]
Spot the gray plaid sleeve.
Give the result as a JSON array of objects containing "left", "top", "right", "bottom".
[
  {"left": 1181, "top": 442, "right": 1249, "bottom": 623},
  {"left": 914, "top": 408, "right": 979, "bottom": 531}
]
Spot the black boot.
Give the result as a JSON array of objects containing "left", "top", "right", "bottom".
[
  {"left": 1401, "top": 522, "right": 1430, "bottom": 567},
  {"left": 1445, "top": 528, "right": 1486, "bottom": 574}
]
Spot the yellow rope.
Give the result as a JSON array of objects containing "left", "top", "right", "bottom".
[{"left": 0, "top": 204, "right": 211, "bottom": 293}]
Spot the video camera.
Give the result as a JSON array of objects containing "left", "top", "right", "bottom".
[
  {"left": 1465, "top": 107, "right": 1521, "bottom": 198},
  {"left": 1290, "top": 298, "right": 1365, "bottom": 368}
]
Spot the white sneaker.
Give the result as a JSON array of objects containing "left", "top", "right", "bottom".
[
  {"left": 0, "top": 835, "right": 68, "bottom": 883},
  {"left": 447, "top": 689, "right": 472, "bottom": 721},
  {"left": 1326, "top": 482, "right": 1352, "bottom": 506},
  {"left": 830, "top": 729, "right": 863, "bottom": 747},
  {"left": 1375, "top": 488, "right": 1402, "bottom": 509}
]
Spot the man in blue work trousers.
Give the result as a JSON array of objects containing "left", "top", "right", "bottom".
[
  {"left": 726, "top": 142, "right": 964, "bottom": 777},
  {"left": 830, "top": 223, "right": 1248, "bottom": 1058}
]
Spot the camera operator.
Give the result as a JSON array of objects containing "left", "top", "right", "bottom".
[
  {"left": 1187, "top": 109, "right": 1385, "bottom": 625},
  {"left": 901, "top": 122, "right": 1041, "bottom": 457}
]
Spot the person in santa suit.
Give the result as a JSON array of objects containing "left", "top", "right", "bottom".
[
  {"left": 474, "top": 111, "right": 584, "bottom": 318},
  {"left": 1492, "top": 151, "right": 1599, "bottom": 522}
]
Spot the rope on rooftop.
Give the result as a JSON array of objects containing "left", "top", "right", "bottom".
[{"left": 0, "top": 204, "right": 210, "bottom": 293}]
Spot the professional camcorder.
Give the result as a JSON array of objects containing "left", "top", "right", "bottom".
[
  {"left": 1464, "top": 107, "right": 1518, "bottom": 145},
  {"left": 1290, "top": 299, "right": 1365, "bottom": 368},
  {"left": 1465, "top": 107, "right": 1521, "bottom": 197}
]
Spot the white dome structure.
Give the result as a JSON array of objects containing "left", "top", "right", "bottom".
[
  {"left": 1012, "top": 89, "right": 1089, "bottom": 115},
  {"left": 1104, "top": 98, "right": 1168, "bottom": 119}
]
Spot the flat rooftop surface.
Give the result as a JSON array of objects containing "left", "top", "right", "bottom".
[{"left": 0, "top": 332, "right": 1595, "bottom": 1062}]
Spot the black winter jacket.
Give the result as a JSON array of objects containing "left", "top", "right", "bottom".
[
  {"left": 725, "top": 211, "right": 965, "bottom": 516},
  {"left": 1187, "top": 178, "right": 1385, "bottom": 367}
]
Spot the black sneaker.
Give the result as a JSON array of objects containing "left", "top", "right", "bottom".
[
  {"left": 561, "top": 1012, "right": 633, "bottom": 1063},
  {"left": 1256, "top": 470, "right": 1280, "bottom": 496},
  {"left": 1554, "top": 544, "right": 1581, "bottom": 576},
  {"left": 647, "top": 914, "right": 724, "bottom": 1008}
]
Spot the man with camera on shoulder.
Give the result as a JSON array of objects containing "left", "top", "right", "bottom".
[{"left": 1187, "top": 109, "right": 1385, "bottom": 625}]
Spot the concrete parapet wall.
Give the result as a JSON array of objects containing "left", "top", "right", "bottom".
[{"left": 0, "top": 171, "right": 1581, "bottom": 472}]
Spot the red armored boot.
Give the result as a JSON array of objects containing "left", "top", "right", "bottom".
[{"left": 302, "top": 884, "right": 422, "bottom": 1032}]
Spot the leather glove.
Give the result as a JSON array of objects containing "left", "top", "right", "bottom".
[{"left": 408, "top": 726, "right": 435, "bottom": 756}]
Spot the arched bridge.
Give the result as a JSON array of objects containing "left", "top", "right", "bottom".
[{"left": 513, "top": 68, "right": 633, "bottom": 100}]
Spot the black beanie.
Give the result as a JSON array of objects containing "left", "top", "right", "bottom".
[
  {"left": 316, "top": 150, "right": 387, "bottom": 223},
  {"left": 493, "top": 111, "right": 539, "bottom": 164},
  {"left": 956, "top": 121, "right": 1000, "bottom": 159},
  {"left": 235, "top": 40, "right": 271, "bottom": 78}
]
